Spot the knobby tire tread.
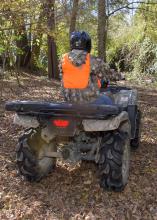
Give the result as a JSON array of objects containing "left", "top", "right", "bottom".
[
  {"left": 16, "top": 128, "right": 55, "bottom": 182},
  {"left": 99, "top": 131, "right": 129, "bottom": 192}
]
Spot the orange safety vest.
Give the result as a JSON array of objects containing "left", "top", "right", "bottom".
[{"left": 62, "top": 53, "right": 101, "bottom": 89}]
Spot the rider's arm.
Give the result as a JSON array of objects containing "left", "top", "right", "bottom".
[
  {"left": 90, "top": 56, "right": 123, "bottom": 82},
  {"left": 105, "top": 68, "right": 124, "bottom": 81}
]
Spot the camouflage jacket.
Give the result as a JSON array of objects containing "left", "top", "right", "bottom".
[{"left": 59, "top": 49, "right": 122, "bottom": 103}]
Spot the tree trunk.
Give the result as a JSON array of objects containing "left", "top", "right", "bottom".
[
  {"left": 29, "top": 35, "right": 42, "bottom": 71},
  {"left": 16, "top": 18, "right": 31, "bottom": 68},
  {"left": 98, "top": 0, "right": 107, "bottom": 62},
  {"left": 45, "top": 0, "right": 59, "bottom": 79},
  {"left": 29, "top": 7, "right": 46, "bottom": 71},
  {"left": 69, "top": 0, "right": 79, "bottom": 35},
  {"left": 29, "top": 16, "right": 43, "bottom": 71},
  {"left": 47, "top": 36, "right": 58, "bottom": 79},
  {"left": 2, "top": 52, "right": 7, "bottom": 73}
]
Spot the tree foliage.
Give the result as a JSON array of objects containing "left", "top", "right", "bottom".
[
  {"left": 0, "top": 0, "right": 157, "bottom": 79},
  {"left": 108, "top": 0, "right": 157, "bottom": 76}
]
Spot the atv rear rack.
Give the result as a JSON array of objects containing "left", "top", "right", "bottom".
[{"left": 5, "top": 101, "right": 122, "bottom": 120}]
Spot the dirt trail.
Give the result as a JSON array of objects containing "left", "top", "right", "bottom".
[{"left": 0, "top": 76, "right": 157, "bottom": 220}]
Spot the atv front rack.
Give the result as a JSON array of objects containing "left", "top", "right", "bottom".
[{"left": 5, "top": 101, "right": 122, "bottom": 119}]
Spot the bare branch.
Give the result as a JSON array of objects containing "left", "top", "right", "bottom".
[
  {"left": 126, "top": 6, "right": 157, "bottom": 15},
  {"left": 108, "top": 1, "right": 157, "bottom": 17},
  {"left": 110, "top": 1, "right": 157, "bottom": 6},
  {"left": 108, "top": 5, "right": 129, "bottom": 16}
]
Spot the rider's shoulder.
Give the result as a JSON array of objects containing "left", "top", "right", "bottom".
[
  {"left": 90, "top": 55, "right": 103, "bottom": 65},
  {"left": 90, "top": 55, "right": 109, "bottom": 68}
]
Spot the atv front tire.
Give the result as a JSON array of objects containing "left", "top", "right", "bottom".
[
  {"left": 16, "top": 128, "right": 56, "bottom": 182},
  {"left": 98, "top": 131, "right": 130, "bottom": 191}
]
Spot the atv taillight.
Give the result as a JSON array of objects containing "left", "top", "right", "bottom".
[{"left": 53, "top": 119, "right": 70, "bottom": 127}]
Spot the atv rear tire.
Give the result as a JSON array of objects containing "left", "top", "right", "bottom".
[
  {"left": 98, "top": 131, "right": 130, "bottom": 191},
  {"left": 130, "top": 110, "right": 141, "bottom": 149},
  {"left": 16, "top": 128, "right": 56, "bottom": 182}
]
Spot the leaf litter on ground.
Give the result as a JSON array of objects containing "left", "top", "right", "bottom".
[{"left": 0, "top": 74, "right": 157, "bottom": 220}]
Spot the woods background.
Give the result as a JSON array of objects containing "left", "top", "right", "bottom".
[
  {"left": 0, "top": 1, "right": 157, "bottom": 219},
  {"left": 0, "top": 0, "right": 157, "bottom": 81}
]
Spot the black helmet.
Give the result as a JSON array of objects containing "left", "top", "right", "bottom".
[{"left": 70, "top": 31, "right": 92, "bottom": 53}]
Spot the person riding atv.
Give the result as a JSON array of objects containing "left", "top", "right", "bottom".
[
  {"left": 5, "top": 31, "right": 141, "bottom": 192},
  {"left": 59, "top": 31, "right": 123, "bottom": 105}
]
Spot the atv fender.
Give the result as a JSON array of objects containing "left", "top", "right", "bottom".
[
  {"left": 14, "top": 114, "right": 39, "bottom": 128},
  {"left": 14, "top": 114, "right": 56, "bottom": 143},
  {"left": 82, "top": 111, "right": 129, "bottom": 132}
]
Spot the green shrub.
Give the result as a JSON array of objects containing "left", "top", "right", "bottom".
[
  {"left": 134, "top": 37, "right": 157, "bottom": 75},
  {"left": 109, "top": 37, "right": 157, "bottom": 77}
]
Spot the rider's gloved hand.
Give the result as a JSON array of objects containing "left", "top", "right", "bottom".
[{"left": 101, "top": 80, "right": 109, "bottom": 88}]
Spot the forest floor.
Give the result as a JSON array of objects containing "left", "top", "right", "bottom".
[{"left": 0, "top": 74, "right": 157, "bottom": 220}]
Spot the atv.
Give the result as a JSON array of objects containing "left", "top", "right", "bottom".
[{"left": 5, "top": 84, "right": 141, "bottom": 191}]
